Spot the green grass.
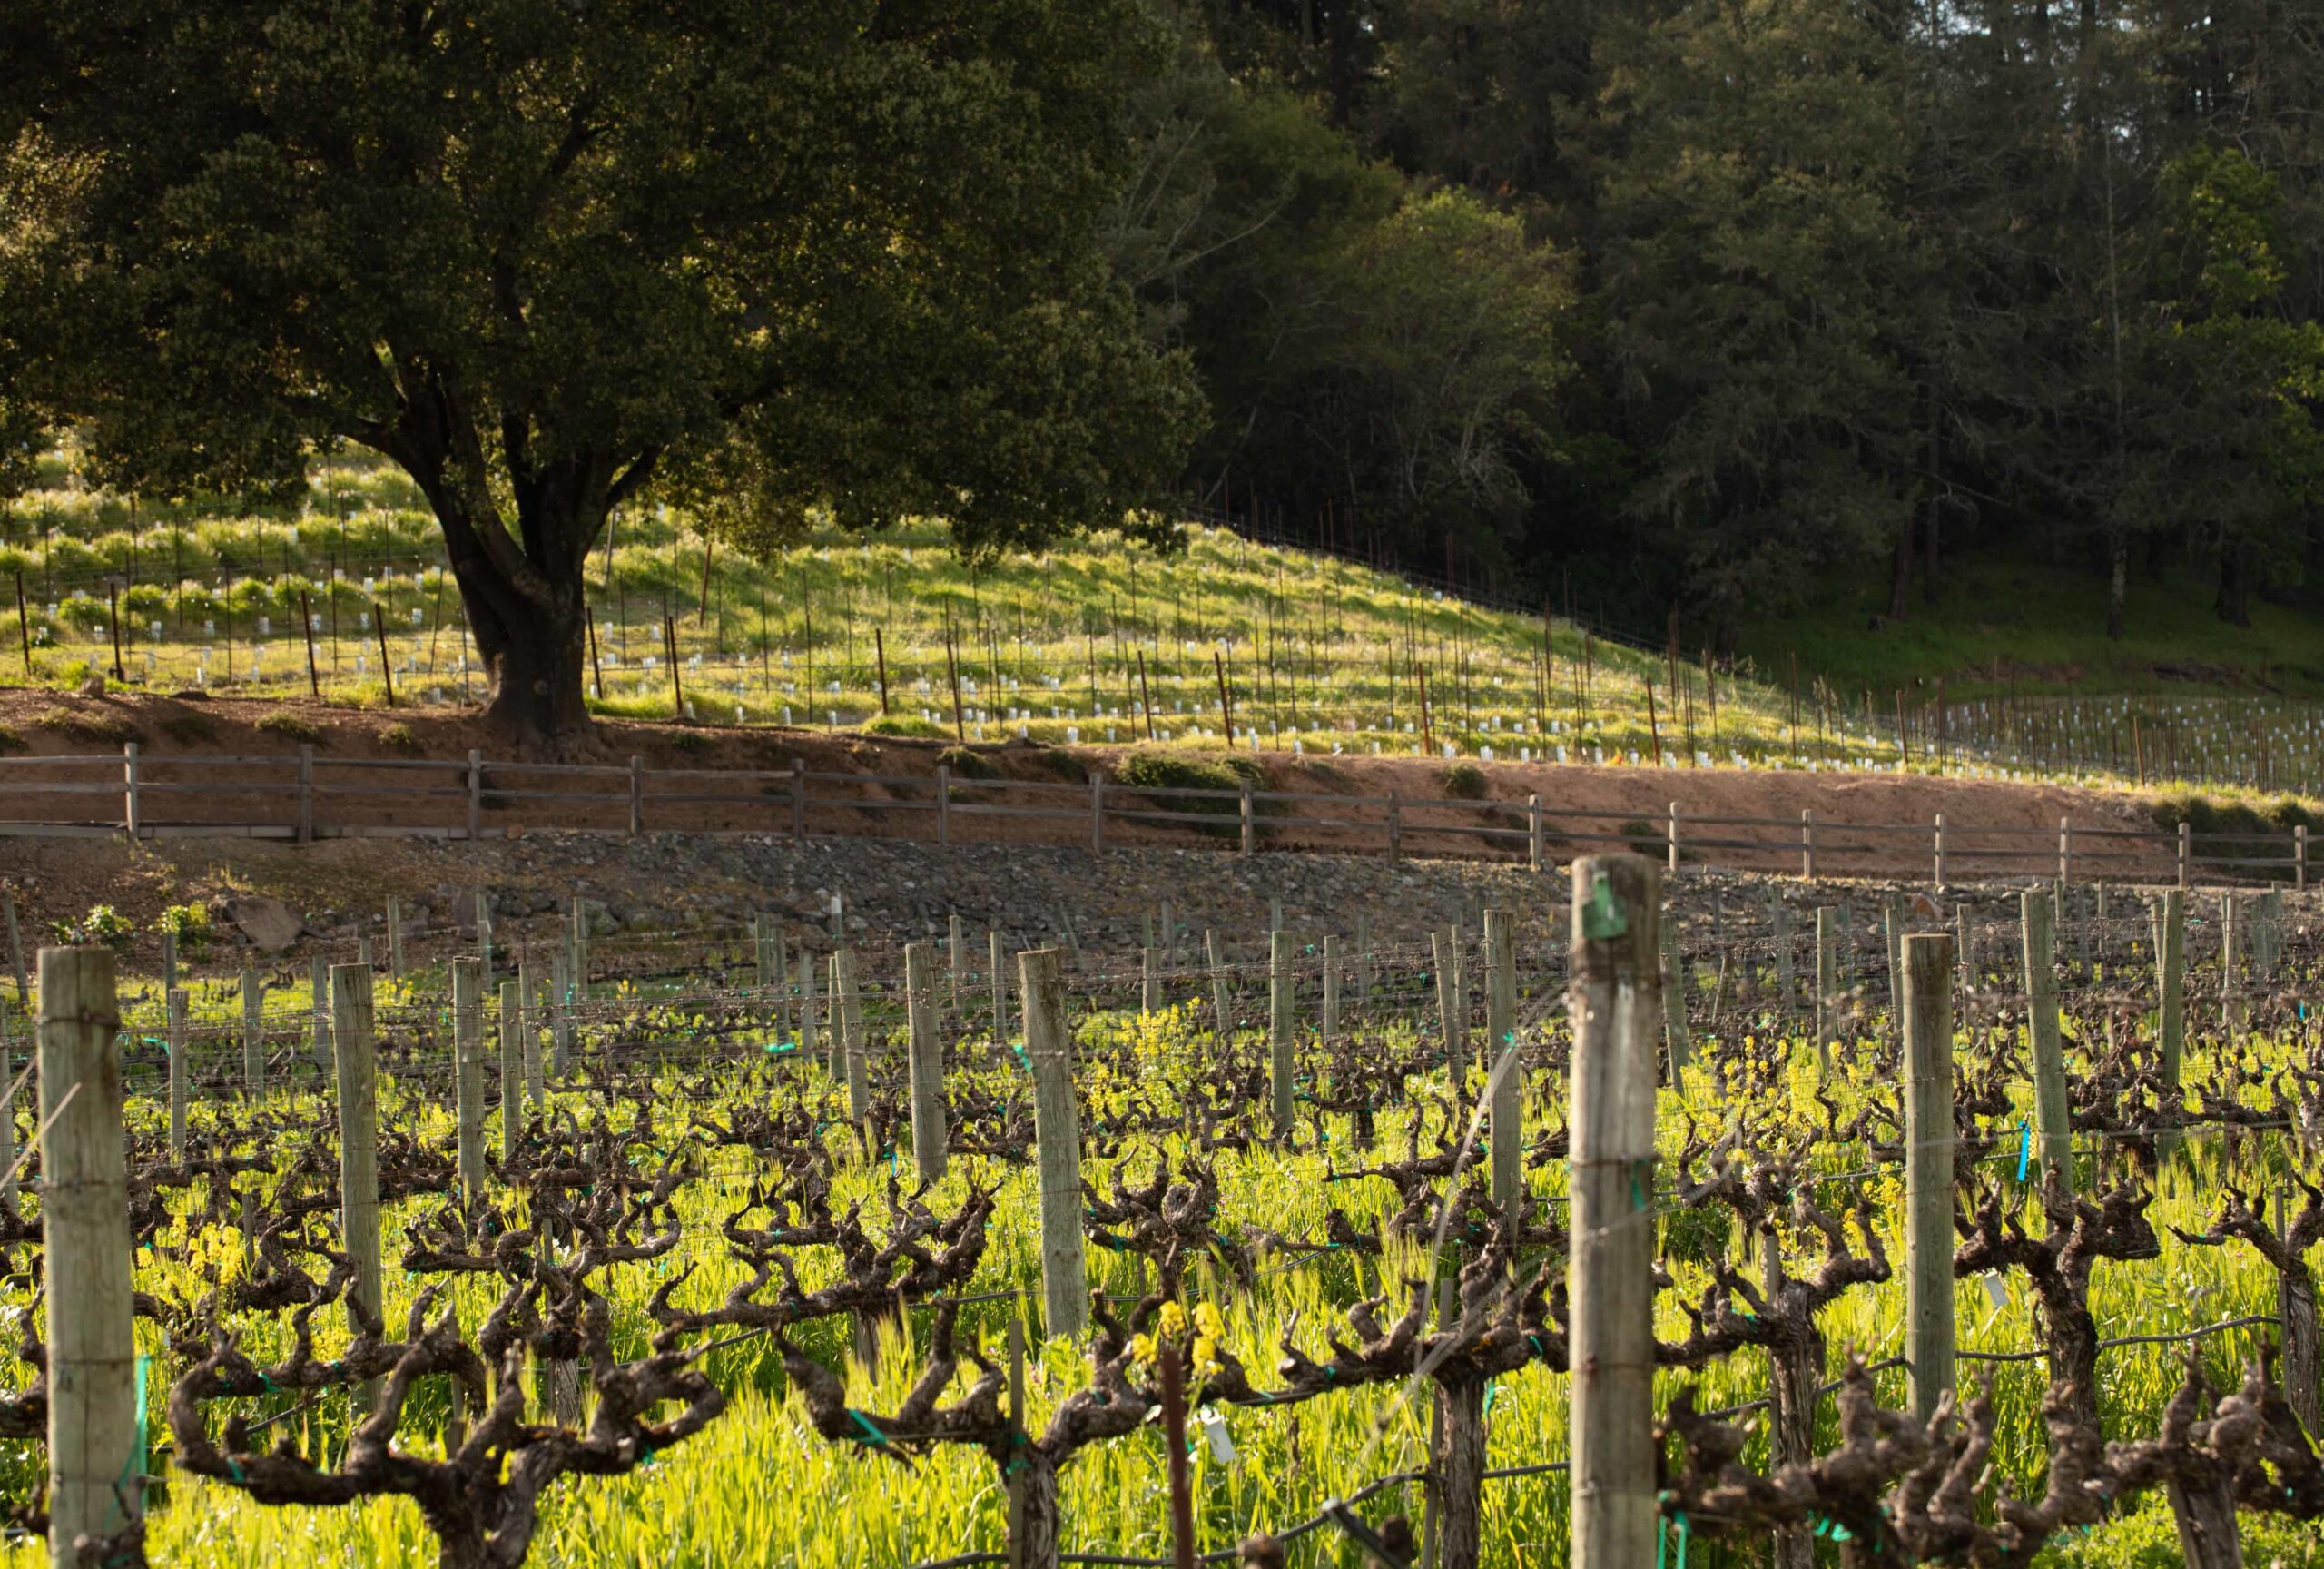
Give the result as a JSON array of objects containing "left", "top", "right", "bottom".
[{"left": 1739, "top": 550, "right": 2324, "bottom": 700}]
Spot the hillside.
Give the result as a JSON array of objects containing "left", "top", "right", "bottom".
[{"left": 4, "top": 454, "right": 2319, "bottom": 797}]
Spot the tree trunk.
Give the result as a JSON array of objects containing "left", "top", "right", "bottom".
[
  {"left": 1887, "top": 512, "right": 1916, "bottom": 621},
  {"left": 1432, "top": 1377, "right": 1487, "bottom": 1569},
  {"left": 1920, "top": 500, "right": 1940, "bottom": 607},
  {"left": 1014, "top": 1456, "right": 1062, "bottom": 1569},
  {"left": 456, "top": 564, "right": 594, "bottom": 758},
  {"left": 1764, "top": 1283, "right": 1820, "bottom": 1569},
  {"left": 2284, "top": 1268, "right": 2320, "bottom": 1438},
  {"left": 2165, "top": 1469, "right": 2244, "bottom": 1569},
  {"left": 2044, "top": 1297, "right": 2101, "bottom": 1433},
  {"left": 2216, "top": 546, "right": 2253, "bottom": 627},
  {"left": 2108, "top": 535, "right": 2128, "bottom": 641}
]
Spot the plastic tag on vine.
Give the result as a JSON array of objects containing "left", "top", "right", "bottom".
[
  {"left": 1198, "top": 1407, "right": 1237, "bottom": 1464},
  {"left": 1981, "top": 1274, "right": 2007, "bottom": 1310}
]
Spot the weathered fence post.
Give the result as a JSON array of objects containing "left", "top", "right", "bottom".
[
  {"left": 309, "top": 953, "right": 330, "bottom": 1074},
  {"left": 241, "top": 961, "right": 264, "bottom": 1097},
  {"left": 1567, "top": 854, "right": 1659, "bottom": 1569},
  {"left": 1484, "top": 909, "right": 1520, "bottom": 1210},
  {"left": 1528, "top": 794, "right": 1544, "bottom": 873},
  {"left": 1433, "top": 929, "right": 1468, "bottom": 1083},
  {"left": 1020, "top": 948, "right": 1087, "bottom": 1340},
  {"left": 569, "top": 897, "right": 589, "bottom": 1000},
  {"left": 1903, "top": 932, "right": 1957, "bottom": 1424},
  {"left": 122, "top": 742, "right": 141, "bottom": 840},
  {"left": 798, "top": 952, "right": 822, "bottom": 1075},
  {"left": 296, "top": 743, "right": 315, "bottom": 844},
  {"left": 466, "top": 748, "right": 483, "bottom": 839},
  {"left": 1933, "top": 813, "right": 1946, "bottom": 887},
  {"left": 1660, "top": 912, "right": 1692, "bottom": 1097},
  {"left": 1268, "top": 929, "right": 1295, "bottom": 1136},
  {"left": 1320, "top": 934, "right": 1340, "bottom": 1038},
  {"left": 628, "top": 755, "right": 645, "bottom": 837},
  {"left": 548, "top": 950, "right": 573, "bottom": 1076},
  {"left": 330, "top": 962, "right": 383, "bottom": 1417},
  {"left": 385, "top": 895, "right": 404, "bottom": 980},
  {"left": 1666, "top": 802, "right": 1681, "bottom": 876},
  {"left": 2023, "top": 890, "right": 2072, "bottom": 1192},
  {"left": 1206, "top": 930, "right": 1231, "bottom": 1032},
  {"left": 1141, "top": 947, "right": 1161, "bottom": 1015},
  {"left": 1812, "top": 907, "right": 1837, "bottom": 1079},
  {"left": 2057, "top": 814, "right": 2073, "bottom": 885},
  {"left": 833, "top": 948, "right": 869, "bottom": 1130},
  {"left": 496, "top": 981, "right": 522, "bottom": 1161},
  {"left": 905, "top": 942, "right": 947, "bottom": 1185},
  {"left": 1239, "top": 779, "right": 1256, "bottom": 856},
  {"left": 990, "top": 929, "right": 1009, "bottom": 1041},
  {"left": 1799, "top": 807, "right": 1816, "bottom": 879},
  {"left": 165, "top": 987, "right": 187, "bottom": 1163},
  {"left": 2153, "top": 888, "right": 2185, "bottom": 1090},
  {"left": 949, "top": 914, "right": 967, "bottom": 1011},
  {"left": 2178, "top": 820, "right": 2191, "bottom": 890},
  {"left": 159, "top": 930, "right": 176, "bottom": 997},
  {"left": 38, "top": 946, "right": 140, "bottom": 1566},
  {"left": 451, "top": 958, "right": 487, "bottom": 1204}
]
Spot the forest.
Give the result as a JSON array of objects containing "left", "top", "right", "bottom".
[{"left": 1128, "top": 0, "right": 2324, "bottom": 646}]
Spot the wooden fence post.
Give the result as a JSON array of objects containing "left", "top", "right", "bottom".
[
  {"left": 1800, "top": 808, "right": 1816, "bottom": 879},
  {"left": 241, "top": 962, "right": 264, "bottom": 1097},
  {"left": 1903, "top": 932, "right": 1957, "bottom": 1424},
  {"left": 296, "top": 744, "right": 315, "bottom": 844},
  {"left": 1933, "top": 813, "right": 1946, "bottom": 887},
  {"left": 2057, "top": 814, "right": 2072, "bottom": 886},
  {"left": 2023, "top": 890, "right": 2072, "bottom": 1193},
  {"left": 629, "top": 755, "right": 645, "bottom": 837},
  {"left": 1567, "top": 854, "right": 1659, "bottom": 1569},
  {"left": 1321, "top": 934, "right": 1340, "bottom": 1038},
  {"left": 550, "top": 949, "right": 573, "bottom": 1077},
  {"left": 949, "top": 914, "right": 967, "bottom": 1011},
  {"left": 466, "top": 748, "right": 483, "bottom": 840},
  {"left": 122, "top": 741, "right": 141, "bottom": 840},
  {"left": 2179, "top": 820, "right": 2191, "bottom": 890},
  {"left": 1660, "top": 911, "right": 1692, "bottom": 1098},
  {"left": 905, "top": 942, "right": 947, "bottom": 1185},
  {"left": 1089, "top": 775, "right": 1104, "bottom": 854},
  {"left": 2154, "top": 889, "right": 2185, "bottom": 1090},
  {"left": 569, "top": 896, "right": 589, "bottom": 1000},
  {"left": 497, "top": 980, "right": 522, "bottom": 1161},
  {"left": 790, "top": 757, "right": 805, "bottom": 840},
  {"left": 1484, "top": 909, "right": 1521, "bottom": 1211},
  {"left": 990, "top": 930, "right": 1009, "bottom": 1041},
  {"left": 1433, "top": 929, "right": 1468, "bottom": 1083},
  {"left": 1239, "top": 779, "right": 1256, "bottom": 856},
  {"left": 165, "top": 987, "right": 187, "bottom": 1163},
  {"left": 835, "top": 948, "right": 868, "bottom": 1129},
  {"left": 330, "top": 962, "right": 383, "bottom": 1417},
  {"left": 936, "top": 765, "right": 951, "bottom": 847},
  {"left": 385, "top": 896, "right": 404, "bottom": 980},
  {"left": 1666, "top": 802, "right": 1680, "bottom": 877},
  {"left": 37, "top": 946, "right": 141, "bottom": 1564},
  {"left": 1268, "top": 930, "right": 1295, "bottom": 1136},
  {"left": 1206, "top": 930, "right": 1231, "bottom": 1032},
  {"left": 1528, "top": 794, "right": 1544, "bottom": 873},
  {"left": 798, "top": 952, "right": 823, "bottom": 1077},
  {"left": 1020, "top": 948, "right": 1088, "bottom": 1340},
  {"left": 451, "top": 958, "right": 487, "bottom": 1204},
  {"left": 1812, "top": 908, "right": 1837, "bottom": 1080},
  {"left": 309, "top": 953, "right": 330, "bottom": 1074}
]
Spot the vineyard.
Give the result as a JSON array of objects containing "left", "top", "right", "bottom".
[
  {"left": 6, "top": 459, "right": 2324, "bottom": 798},
  {"left": 0, "top": 858, "right": 2321, "bottom": 1566}
]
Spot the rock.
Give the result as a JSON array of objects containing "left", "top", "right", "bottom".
[
  {"left": 78, "top": 674, "right": 106, "bottom": 697},
  {"left": 225, "top": 895, "right": 304, "bottom": 952}
]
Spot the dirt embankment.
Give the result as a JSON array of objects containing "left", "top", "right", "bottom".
[{"left": 0, "top": 686, "right": 2166, "bottom": 886}]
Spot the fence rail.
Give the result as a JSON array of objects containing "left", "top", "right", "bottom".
[{"left": 0, "top": 743, "right": 2300, "bottom": 886}]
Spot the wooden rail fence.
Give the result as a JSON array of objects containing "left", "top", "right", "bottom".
[{"left": 0, "top": 744, "right": 2303, "bottom": 887}]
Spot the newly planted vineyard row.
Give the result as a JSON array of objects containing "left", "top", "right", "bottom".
[{"left": 4, "top": 869, "right": 2324, "bottom": 1565}]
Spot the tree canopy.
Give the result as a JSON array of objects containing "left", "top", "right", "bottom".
[{"left": 0, "top": 0, "right": 1200, "bottom": 749}]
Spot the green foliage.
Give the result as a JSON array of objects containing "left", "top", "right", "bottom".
[
  {"left": 51, "top": 903, "right": 133, "bottom": 953},
  {"left": 379, "top": 723, "right": 424, "bottom": 756},
  {"left": 862, "top": 715, "right": 949, "bottom": 741},
  {"left": 155, "top": 713, "right": 218, "bottom": 746},
  {"left": 34, "top": 705, "right": 141, "bottom": 745},
  {"left": 1117, "top": 748, "right": 1243, "bottom": 796},
  {"left": 937, "top": 746, "right": 998, "bottom": 782},
  {"left": 157, "top": 903, "right": 212, "bottom": 957},
  {"left": 1441, "top": 761, "right": 1488, "bottom": 800},
  {"left": 253, "top": 712, "right": 328, "bottom": 746},
  {"left": 0, "top": 725, "right": 22, "bottom": 755}
]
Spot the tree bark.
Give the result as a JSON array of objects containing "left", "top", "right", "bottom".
[
  {"left": 1014, "top": 1456, "right": 1062, "bottom": 1569},
  {"left": 1432, "top": 1377, "right": 1487, "bottom": 1569},
  {"left": 2285, "top": 1268, "right": 2320, "bottom": 1438},
  {"left": 2217, "top": 545, "right": 2253, "bottom": 627},
  {"left": 2108, "top": 535, "right": 2128, "bottom": 641},
  {"left": 1887, "top": 512, "right": 1916, "bottom": 621},
  {"left": 2165, "top": 1470, "right": 2244, "bottom": 1569},
  {"left": 2044, "top": 1297, "right": 2102, "bottom": 1434},
  {"left": 454, "top": 548, "right": 595, "bottom": 758}
]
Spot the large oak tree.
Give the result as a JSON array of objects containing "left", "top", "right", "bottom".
[{"left": 0, "top": 0, "right": 1199, "bottom": 753}]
